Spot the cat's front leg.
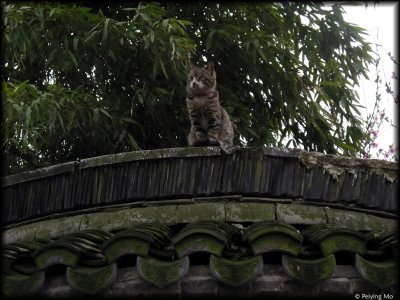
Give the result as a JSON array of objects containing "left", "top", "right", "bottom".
[
  {"left": 208, "top": 136, "right": 221, "bottom": 146},
  {"left": 188, "top": 126, "right": 208, "bottom": 146},
  {"left": 195, "top": 130, "right": 208, "bottom": 143},
  {"left": 207, "top": 119, "right": 221, "bottom": 142}
]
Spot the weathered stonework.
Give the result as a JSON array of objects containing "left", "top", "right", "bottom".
[
  {"left": 32, "top": 265, "right": 391, "bottom": 298},
  {"left": 276, "top": 203, "right": 327, "bottom": 224},
  {"left": 3, "top": 147, "right": 398, "bottom": 226},
  {"left": 2, "top": 147, "right": 398, "bottom": 298},
  {"left": 3, "top": 198, "right": 396, "bottom": 244}
]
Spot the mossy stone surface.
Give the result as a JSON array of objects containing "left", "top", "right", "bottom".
[
  {"left": 243, "top": 221, "right": 303, "bottom": 243},
  {"left": 136, "top": 256, "right": 190, "bottom": 288},
  {"left": 2, "top": 271, "right": 45, "bottom": 297},
  {"left": 325, "top": 208, "right": 397, "bottom": 232},
  {"left": 2, "top": 223, "right": 36, "bottom": 244},
  {"left": 355, "top": 254, "right": 398, "bottom": 289},
  {"left": 225, "top": 202, "right": 275, "bottom": 222},
  {"left": 319, "top": 233, "right": 366, "bottom": 256},
  {"left": 176, "top": 203, "right": 225, "bottom": 223},
  {"left": 128, "top": 205, "right": 177, "bottom": 225},
  {"left": 3, "top": 199, "right": 397, "bottom": 250},
  {"left": 103, "top": 237, "right": 150, "bottom": 262},
  {"left": 174, "top": 234, "right": 225, "bottom": 258},
  {"left": 249, "top": 233, "right": 302, "bottom": 256},
  {"left": 209, "top": 255, "right": 263, "bottom": 287},
  {"left": 66, "top": 263, "right": 117, "bottom": 294},
  {"left": 277, "top": 203, "right": 327, "bottom": 224},
  {"left": 80, "top": 210, "right": 129, "bottom": 231},
  {"left": 282, "top": 254, "right": 336, "bottom": 285},
  {"left": 3, "top": 215, "right": 83, "bottom": 244},
  {"left": 34, "top": 247, "right": 80, "bottom": 269}
]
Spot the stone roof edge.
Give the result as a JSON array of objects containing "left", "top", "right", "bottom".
[
  {"left": 2, "top": 146, "right": 398, "bottom": 187},
  {"left": 2, "top": 147, "right": 222, "bottom": 187},
  {"left": 2, "top": 161, "right": 77, "bottom": 187},
  {"left": 3, "top": 197, "right": 397, "bottom": 244},
  {"left": 297, "top": 150, "right": 398, "bottom": 182}
]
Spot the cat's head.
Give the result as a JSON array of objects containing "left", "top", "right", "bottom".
[{"left": 186, "top": 62, "right": 216, "bottom": 94}]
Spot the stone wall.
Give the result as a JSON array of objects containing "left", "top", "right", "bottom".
[
  {"left": 2, "top": 147, "right": 398, "bottom": 298},
  {"left": 38, "top": 265, "right": 392, "bottom": 298}
]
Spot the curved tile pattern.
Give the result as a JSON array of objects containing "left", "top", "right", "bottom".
[
  {"left": 355, "top": 254, "right": 398, "bottom": 289},
  {"left": 34, "top": 246, "right": 80, "bottom": 270},
  {"left": 243, "top": 221, "right": 303, "bottom": 256},
  {"left": 66, "top": 263, "right": 117, "bottom": 294},
  {"left": 302, "top": 225, "right": 367, "bottom": 256},
  {"left": 210, "top": 255, "right": 263, "bottom": 287},
  {"left": 1, "top": 221, "right": 398, "bottom": 296},
  {"left": 2, "top": 271, "right": 45, "bottom": 298},
  {"left": 136, "top": 256, "right": 190, "bottom": 288},
  {"left": 282, "top": 254, "right": 336, "bottom": 285},
  {"left": 33, "top": 230, "right": 111, "bottom": 269},
  {"left": 102, "top": 224, "right": 172, "bottom": 262},
  {"left": 173, "top": 221, "right": 237, "bottom": 258}
]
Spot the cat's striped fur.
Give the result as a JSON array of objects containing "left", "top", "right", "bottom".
[{"left": 186, "top": 62, "right": 234, "bottom": 147}]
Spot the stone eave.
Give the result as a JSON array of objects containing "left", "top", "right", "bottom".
[
  {"left": 2, "top": 147, "right": 398, "bottom": 227},
  {"left": 3, "top": 147, "right": 398, "bottom": 187}
]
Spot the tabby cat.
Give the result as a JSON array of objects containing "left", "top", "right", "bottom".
[{"left": 186, "top": 62, "right": 234, "bottom": 147}]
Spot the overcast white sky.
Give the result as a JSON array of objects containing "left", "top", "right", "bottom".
[{"left": 342, "top": 3, "right": 398, "bottom": 160}]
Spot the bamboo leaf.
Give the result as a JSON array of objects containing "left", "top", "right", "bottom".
[
  {"left": 257, "top": 48, "right": 268, "bottom": 63},
  {"left": 127, "top": 132, "right": 140, "bottom": 150},
  {"left": 58, "top": 113, "right": 65, "bottom": 131},
  {"left": 320, "top": 81, "right": 339, "bottom": 87},
  {"left": 206, "top": 29, "right": 216, "bottom": 51},
  {"left": 84, "top": 30, "right": 98, "bottom": 44},
  {"left": 162, "top": 18, "right": 169, "bottom": 28},
  {"left": 93, "top": 108, "right": 99, "bottom": 123},
  {"left": 67, "top": 50, "right": 78, "bottom": 66},
  {"left": 2, "top": 3, "right": 378, "bottom": 175},
  {"left": 25, "top": 107, "right": 31, "bottom": 128},
  {"left": 102, "top": 18, "right": 110, "bottom": 42},
  {"left": 137, "top": 93, "right": 144, "bottom": 104},
  {"left": 73, "top": 37, "right": 79, "bottom": 51},
  {"left": 100, "top": 108, "right": 111, "bottom": 118},
  {"left": 121, "top": 117, "right": 138, "bottom": 124},
  {"left": 158, "top": 56, "right": 169, "bottom": 80}
]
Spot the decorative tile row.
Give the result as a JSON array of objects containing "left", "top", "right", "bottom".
[{"left": 2, "top": 221, "right": 398, "bottom": 296}]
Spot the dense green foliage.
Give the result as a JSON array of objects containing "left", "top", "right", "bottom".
[{"left": 2, "top": 2, "right": 374, "bottom": 175}]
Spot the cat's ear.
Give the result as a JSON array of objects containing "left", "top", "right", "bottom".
[{"left": 206, "top": 62, "right": 215, "bottom": 72}]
